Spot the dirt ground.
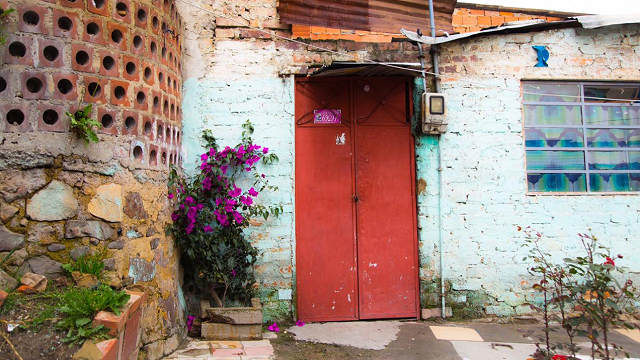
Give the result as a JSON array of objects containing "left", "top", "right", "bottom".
[{"left": 0, "top": 279, "right": 80, "bottom": 360}]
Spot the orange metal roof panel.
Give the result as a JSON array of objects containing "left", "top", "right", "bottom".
[{"left": 278, "top": 0, "right": 457, "bottom": 35}]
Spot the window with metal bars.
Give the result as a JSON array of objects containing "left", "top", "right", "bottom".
[{"left": 522, "top": 81, "right": 640, "bottom": 193}]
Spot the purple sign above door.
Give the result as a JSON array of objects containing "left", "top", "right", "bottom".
[{"left": 314, "top": 109, "right": 342, "bottom": 124}]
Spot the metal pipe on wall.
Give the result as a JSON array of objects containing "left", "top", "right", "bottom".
[{"left": 427, "top": 0, "right": 446, "bottom": 320}]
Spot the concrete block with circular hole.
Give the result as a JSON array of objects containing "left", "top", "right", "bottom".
[
  {"left": 131, "top": 34, "right": 146, "bottom": 56},
  {"left": 133, "top": 86, "right": 148, "bottom": 111},
  {"left": 5, "top": 35, "right": 34, "bottom": 66},
  {"left": 142, "top": 116, "right": 154, "bottom": 141},
  {"left": 38, "top": 38, "right": 65, "bottom": 68},
  {"left": 122, "top": 111, "right": 138, "bottom": 136},
  {"left": 135, "top": 3, "right": 148, "bottom": 29},
  {"left": 59, "top": 0, "right": 83, "bottom": 9},
  {"left": 52, "top": 73, "right": 79, "bottom": 101},
  {"left": 83, "top": 76, "right": 107, "bottom": 104},
  {"left": 107, "top": 22, "right": 128, "bottom": 51},
  {"left": 113, "top": 0, "right": 131, "bottom": 24},
  {"left": 150, "top": 10, "right": 160, "bottom": 35},
  {"left": 0, "top": 70, "right": 12, "bottom": 99},
  {"left": 17, "top": 5, "right": 48, "bottom": 34},
  {"left": 99, "top": 50, "right": 120, "bottom": 77},
  {"left": 141, "top": 62, "right": 154, "bottom": 85},
  {"left": 37, "top": 103, "right": 67, "bottom": 132},
  {"left": 110, "top": 80, "right": 130, "bottom": 107},
  {"left": 21, "top": 71, "right": 47, "bottom": 100},
  {"left": 52, "top": 8, "right": 78, "bottom": 38},
  {"left": 98, "top": 107, "right": 119, "bottom": 135},
  {"left": 148, "top": 144, "right": 159, "bottom": 166},
  {"left": 130, "top": 140, "right": 146, "bottom": 164},
  {"left": 2, "top": 104, "right": 32, "bottom": 133},
  {"left": 82, "top": 17, "right": 106, "bottom": 45},
  {"left": 123, "top": 55, "right": 140, "bottom": 82},
  {"left": 71, "top": 44, "right": 95, "bottom": 73},
  {"left": 87, "top": 0, "right": 109, "bottom": 17}
]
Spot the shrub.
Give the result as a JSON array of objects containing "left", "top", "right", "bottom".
[
  {"left": 166, "top": 121, "right": 281, "bottom": 307},
  {"left": 62, "top": 249, "right": 106, "bottom": 277},
  {"left": 522, "top": 228, "right": 639, "bottom": 360}
]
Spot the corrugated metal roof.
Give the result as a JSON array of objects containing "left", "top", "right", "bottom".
[
  {"left": 402, "top": 14, "right": 640, "bottom": 45},
  {"left": 311, "top": 62, "right": 422, "bottom": 77},
  {"left": 278, "top": 0, "right": 457, "bottom": 35}
]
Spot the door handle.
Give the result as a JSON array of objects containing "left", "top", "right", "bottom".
[{"left": 353, "top": 195, "right": 359, "bottom": 202}]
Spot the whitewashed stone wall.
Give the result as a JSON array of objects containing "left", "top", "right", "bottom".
[{"left": 422, "top": 24, "right": 640, "bottom": 315}]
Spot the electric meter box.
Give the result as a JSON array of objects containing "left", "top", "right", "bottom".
[{"left": 421, "top": 92, "right": 448, "bottom": 135}]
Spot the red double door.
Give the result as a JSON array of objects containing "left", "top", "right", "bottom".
[{"left": 295, "top": 77, "right": 419, "bottom": 321}]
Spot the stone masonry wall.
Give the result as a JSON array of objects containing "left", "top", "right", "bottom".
[
  {"left": 419, "top": 25, "right": 640, "bottom": 316},
  {"left": 0, "top": 0, "right": 186, "bottom": 357}
]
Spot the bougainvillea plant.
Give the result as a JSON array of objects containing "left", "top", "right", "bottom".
[{"left": 166, "top": 121, "right": 281, "bottom": 307}]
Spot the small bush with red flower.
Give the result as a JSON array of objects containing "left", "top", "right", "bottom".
[
  {"left": 522, "top": 228, "right": 638, "bottom": 360},
  {"left": 166, "top": 121, "right": 282, "bottom": 307}
]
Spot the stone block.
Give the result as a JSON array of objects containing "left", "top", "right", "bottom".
[
  {"left": 65, "top": 220, "right": 115, "bottom": 240},
  {"left": 201, "top": 323, "right": 263, "bottom": 341},
  {"left": 0, "top": 289, "right": 7, "bottom": 307},
  {"left": 0, "top": 268, "right": 18, "bottom": 290},
  {"left": 0, "top": 225, "right": 25, "bottom": 251},
  {"left": 20, "top": 272, "right": 47, "bottom": 292},
  {"left": 88, "top": 184, "right": 124, "bottom": 222},
  {"left": 0, "top": 169, "right": 46, "bottom": 203},
  {"left": 26, "top": 180, "right": 78, "bottom": 221},
  {"left": 124, "top": 192, "right": 148, "bottom": 220},
  {"left": 421, "top": 307, "right": 453, "bottom": 319},
  {"left": 201, "top": 300, "right": 263, "bottom": 324},
  {"left": 27, "top": 256, "right": 63, "bottom": 279}
]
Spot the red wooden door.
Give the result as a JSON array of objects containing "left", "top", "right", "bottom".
[{"left": 295, "top": 77, "right": 418, "bottom": 322}]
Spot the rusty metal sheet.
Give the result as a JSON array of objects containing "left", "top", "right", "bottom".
[{"left": 278, "top": 0, "right": 457, "bottom": 35}]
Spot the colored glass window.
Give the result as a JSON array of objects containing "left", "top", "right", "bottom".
[{"left": 523, "top": 82, "right": 640, "bottom": 193}]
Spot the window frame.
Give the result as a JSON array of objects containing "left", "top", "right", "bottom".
[{"left": 522, "top": 80, "right": 640, "bottom": 195}]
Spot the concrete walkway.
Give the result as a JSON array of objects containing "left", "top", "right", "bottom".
[
  {"left": 273, "top": 321, "right": 640, "bottom": 360},
  {"left": 165, "top": 335, "right": 276, "bottom": 360},
  {"left": 164, "top": 322, "right": 640, "bottom": 360}
]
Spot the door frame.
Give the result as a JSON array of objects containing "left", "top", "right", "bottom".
[{"left": 294, "top": 76, "right": 421, "bottom": 321}]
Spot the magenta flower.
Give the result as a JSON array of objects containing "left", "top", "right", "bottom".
[
  {"left": 263, "top": 147, "right": 269, "bottom": 154},
  {"left": 171, "top": 213, "right": 180, "bottom": 222},
  {"left": 167, "top": 193, "right": 174, "bottom": 199},
  {"left": 268, "top": 323, "right": 279, "bottom": 333},
  {"left": 197, "top": 203, "right": 204, "bottom": 210},
  {"left": 204, "top": 225, "right": 213, "bottom": 233},
  {"left": 248, "top": 187, "right": 259, "bottom": 197},
  {"left": 202, "top": 177, "right": 212, "bottom": 191},
  {"left": 231, "top": 269, "right": 236, "bottom": 277},
  {"left": 209, "top": 148, "right": 217, "bottom": 157},
  {"left": 201, "top": 153, "right": 209, "bottom": 161},
  {"left": 232, "top": 211, "right": 244, "bottom": 224},
  {"left": 229, "top": 186, "right": 242, "bottom": 198},
  {"left": 200, "top": 162, "right": 212, "bottom": 173},
  {"left": 187, "top": 316, "right": 196, "bottom": 332},
  {"left": 240, "top": 196, "right": 253, "bottom": 206},
  {"left": 295, "top": 320, "right": 305, "bottom": 327},
  {"left": 261, "top": 174, "right": 265, "bottom": 178},
  {"left": 221, "top": 165, "right": 228, "bottom": 174},
  {"left": 185, "top": 196, "right": 195, "bottom": 205}
]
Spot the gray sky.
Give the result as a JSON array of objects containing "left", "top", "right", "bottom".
[{"left": 468, "top": 0, "right": 640, "bottom": 15}]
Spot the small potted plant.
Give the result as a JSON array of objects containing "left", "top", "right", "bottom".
[{"left": 166, "top": 121, "right": 281, "bottom": 340}]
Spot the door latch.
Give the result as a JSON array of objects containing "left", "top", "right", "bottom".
[{"left": 353, "top": 195, "right": 359, "bottom": 202}]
